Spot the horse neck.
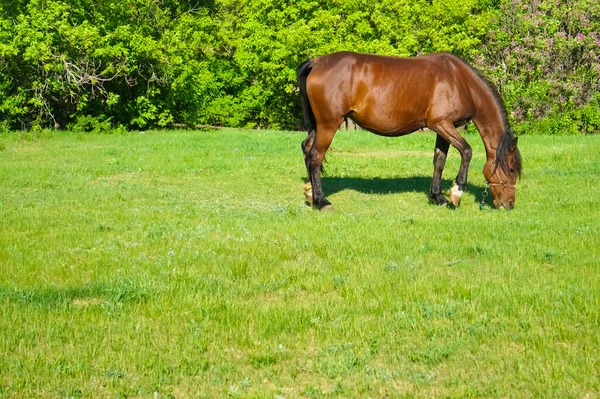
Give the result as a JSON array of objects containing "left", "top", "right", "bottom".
[
  {"left": 480, "top": 119, "right": 506, "bottom": 161},
  {"left": 473, "top": 88, "right": 508, "bottom": 161}
]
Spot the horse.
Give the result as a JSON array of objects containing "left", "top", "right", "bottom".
[{"left": 297, "top": 51, "right": 522, "bottom": 211}]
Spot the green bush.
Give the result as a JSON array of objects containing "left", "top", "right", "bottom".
[
  {"left": 0, "top": 0, "right": 598, "bottom": 133},
  {"left": 480, "top": 0, "right": 600, "bottom": 134},
  {"left": 69, "top": 115, "right": 126, "bottom": 134}
]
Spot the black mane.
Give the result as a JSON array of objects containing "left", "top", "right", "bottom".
[
  {"left": 497, "top": 130, "right": 523, "bottom": 178},
  {"left": 455, "top": 55, "right": 521, "bottom": 177}
]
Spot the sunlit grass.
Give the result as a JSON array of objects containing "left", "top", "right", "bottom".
[{"left": 0, "top": 129, "right": 599, "bottom": 397}]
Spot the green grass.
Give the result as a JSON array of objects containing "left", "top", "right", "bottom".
[{"left": 0, "top": 129, "right": 599, "bottom": 398}]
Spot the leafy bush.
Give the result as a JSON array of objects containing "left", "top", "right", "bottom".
[
  {"left": 69, "top": 115, "right": 126, "bottom": 134},
  {"left": 479, "top": 0, "right": 600, "bottom": 134},
  {"left": 0, "top": 0, "right": 598, "bottom": 133}
]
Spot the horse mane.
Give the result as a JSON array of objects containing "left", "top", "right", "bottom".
[
  {"left": 453, "top": 55, "right": 522, "bottom": 177},
  {"left": 497, "top": 130, "right": 523, "bottom": 178}
]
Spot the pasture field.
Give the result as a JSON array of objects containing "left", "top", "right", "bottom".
[{"left": 0, "top": 129, "right": 599, "bottom": 398}]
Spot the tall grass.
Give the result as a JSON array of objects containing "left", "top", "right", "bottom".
[{"left": 0, "top": 129, "right": 599, "bottom": 397}]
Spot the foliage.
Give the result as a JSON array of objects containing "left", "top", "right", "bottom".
[
  {"left": 0, "top": 0, "right": 220, "bottom": 130},
  {"left": 0, "top": 0, "right": 598, "bottom": 132},
  {"left": 479, "top": 0, "right": 600, "bottom": 134},
  {"left": 69, "top": 115, "right": 127, "bottom": 134},
  {"left": 0, "top": 0, "right": 495, "bottom": 130},
  {"left": 214, "top": 0, "right": 496, "bottom": 129}
]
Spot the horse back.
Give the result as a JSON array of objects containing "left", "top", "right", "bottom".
[{"left": 306, "top": 52, "right": 478, "bottom": 135}]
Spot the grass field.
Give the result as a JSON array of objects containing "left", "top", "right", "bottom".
[{"left": 1, "top": 129, "right": 599, "bottom": 398}]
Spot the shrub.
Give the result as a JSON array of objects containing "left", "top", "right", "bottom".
[
  {"left": 479, "top": 0, "right": 600, "bottom": 134},
  {"left": 0, "top": 0, "right": 597, "bottom": 133},
  {"left": 69, "top": 115, "right": 126, "bottom": 134}
]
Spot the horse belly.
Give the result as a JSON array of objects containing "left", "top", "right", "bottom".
[
  {"left": 350, "top": 93, "right": 428, "bottom": 136},
  {"left": 350, "top": 113, "right": 426, "bottom": 136},
  {"left": 348, "top": 68, "right": 431, "bottom": 135}
]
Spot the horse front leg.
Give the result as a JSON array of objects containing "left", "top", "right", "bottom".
[
  {"left": 429, "top": 134, "right": 450, "bottom": 206},
  {"left": 450, "top": 140, "right": 472, "bottom": 207},
  {"left": 429, "top": 120, "right": 472, "bottom": 207}
]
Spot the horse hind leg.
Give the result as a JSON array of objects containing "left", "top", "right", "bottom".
[
  {"left": 301, "top": 130, "right": 316, "bottom": 176},
  {"left": 305, "top": 122, "right": 339, "bottom": 211},
  {"left": 301, "top": 131, "right": 316, "bottom": 203}
]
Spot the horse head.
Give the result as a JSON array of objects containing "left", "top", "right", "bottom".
[{"left": 484, "top": 134, "right": 521, "bottom": 209}]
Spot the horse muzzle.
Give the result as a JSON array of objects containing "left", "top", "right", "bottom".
[{"left": 494, "top": 199, "right": 514, "bottom": 210}]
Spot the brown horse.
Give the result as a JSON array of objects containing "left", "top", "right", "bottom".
[{"left": 297, "top": 51, "right": 522, "bottom": 210}]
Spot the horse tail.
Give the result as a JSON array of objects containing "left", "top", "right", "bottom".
[{"left": 297, "top": 59, "right": 316, "bottom": 134}]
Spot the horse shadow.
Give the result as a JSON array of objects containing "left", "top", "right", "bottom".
[{"left": 319, "top": 176, "right": 490, "bottom": 205}]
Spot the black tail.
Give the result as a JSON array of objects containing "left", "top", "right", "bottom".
[{"left": 297, "top": 59, "right": 316, "bottom": 134}]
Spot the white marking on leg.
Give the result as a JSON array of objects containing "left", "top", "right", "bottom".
[
  {"left": 450, "top": 183, "right": 463, "bottom": 206},
  {"left": 304, "top": 182, "right": 313, "bottom": 204}
]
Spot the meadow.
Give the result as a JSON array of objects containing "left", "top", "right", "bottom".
[{"left": 0, "top": 129, "right": 599, "bottom": 398}]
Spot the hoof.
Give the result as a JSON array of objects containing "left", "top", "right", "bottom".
[
  {"left": 449, "top": 184, "right": 463, "bottom": 207},
  {"left": 313, "top": 198, "right": 334, "bottom": 211},
  {"left": 320, "top": 204, "right": 335, "bottom": 212},
  {"left": 429, "top": 194, "right": 449, "bottom": 206},
  {"left": 450, "top": 196, "right": 461, "bottom": 207}
]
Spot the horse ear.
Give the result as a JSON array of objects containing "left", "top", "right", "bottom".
[{"left": 510, "top": 137, "right": 518, "bottom": 151}]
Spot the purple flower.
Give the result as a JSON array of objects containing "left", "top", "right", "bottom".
[
  {"left": 513, "top": 107, "right": 525, "bottom": 122},
  {"left": 576, "top": 33, "right": 585, "bottom": 42}
]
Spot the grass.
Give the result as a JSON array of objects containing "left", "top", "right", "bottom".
[{"left": 0, "top": 128, "right": 599, "bottom": 398}]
